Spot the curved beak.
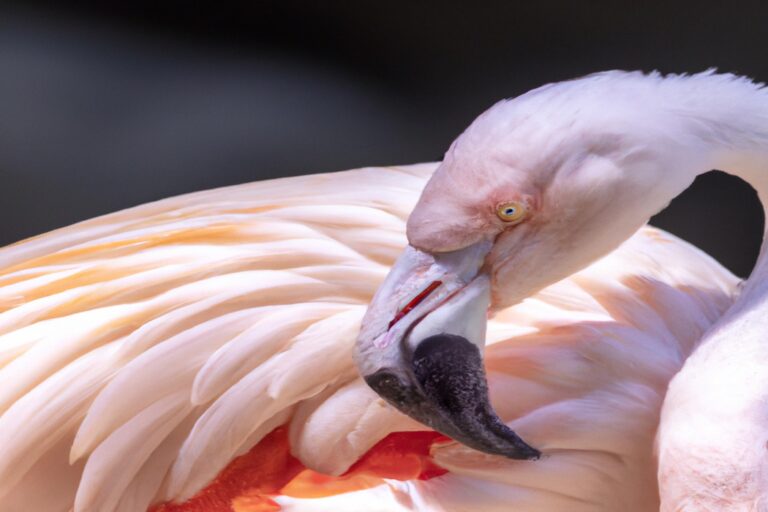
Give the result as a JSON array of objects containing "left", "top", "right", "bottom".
[{"left": 354, "top": 241, "right": 540, "bottom": 460}]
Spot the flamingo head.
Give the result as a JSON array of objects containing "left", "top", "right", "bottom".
[{"left": 355, "top": 72, "right": 700, "bottom": 460}]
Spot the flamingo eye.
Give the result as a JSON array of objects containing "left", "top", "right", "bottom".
[{"left": 496, "top": 201, "right": 527, "bottom": 224}]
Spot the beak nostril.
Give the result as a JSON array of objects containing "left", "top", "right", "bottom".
[{"left": 388, "top": 280, "right": 443, "bottom": 330}]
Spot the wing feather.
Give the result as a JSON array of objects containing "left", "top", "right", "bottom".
[{"left": 0, "top": 164, "right": 740, "bottom": 512}]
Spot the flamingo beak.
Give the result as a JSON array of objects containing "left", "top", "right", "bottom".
[{"left": 354, "top": 242, "right": 540, "bottom": 460}]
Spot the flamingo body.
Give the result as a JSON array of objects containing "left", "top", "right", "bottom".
[{"left": 0, "top": 163, "right": 736, "bottom": 511}]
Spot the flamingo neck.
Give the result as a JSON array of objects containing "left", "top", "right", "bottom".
[
  {"left": 656, "top": 76, "right": 768, "bottom": 317},
  {"left": 706, "top": 150, "right": 768, "bottom": 307},
  {"left": 656, "top": 114, "right": 768, "bottom": 509}
]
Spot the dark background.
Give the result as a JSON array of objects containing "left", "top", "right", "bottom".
[{"left": 0, "top": 2, "right": 764, "bottom": 277}]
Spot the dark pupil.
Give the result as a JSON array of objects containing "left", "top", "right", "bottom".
[{"left": 505, "top": 208, "right": 515, "bottom": 215}]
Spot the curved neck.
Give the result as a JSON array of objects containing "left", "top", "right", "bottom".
[
  {"left": 684, "top": 148, "right": 768, "bottom": 326},
  {"left": 653, "top": 74, "right": 768, "bottom": 508},
  {"left": 620, "top": 75, "right": 768, "bottom": 330},
  {"left": 706, "top": 152, "right": 768, "bottom": 294},
  {"left": 651, "top": 75, "right": 768, "bottom": 295}
]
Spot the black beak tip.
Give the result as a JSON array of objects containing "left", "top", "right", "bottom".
[
  {"left": 362, "top": 334, "right": 544, "bottom": 462},
  {"left": 509, "top": 441, "right": 542, "bottom": 461}
]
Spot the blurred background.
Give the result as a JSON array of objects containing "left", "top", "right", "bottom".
[{"left": 0, "top": 1, "right": 764, "bottom": 276}]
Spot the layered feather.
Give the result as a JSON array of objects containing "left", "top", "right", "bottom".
[{"left": 0, "top": 163, "right": 737, "bottom": 511}]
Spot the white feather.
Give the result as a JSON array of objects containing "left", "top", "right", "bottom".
[{"left": 0, "top": 158, "right": 741, "bottom": 511}]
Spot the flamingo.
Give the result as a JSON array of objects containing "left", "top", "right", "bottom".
[
  {"left": 0, "top": 70, "right": 755, "bottom": 511},
  {"left": 355, "top": 70, "right": 768, "bottom": 511}
]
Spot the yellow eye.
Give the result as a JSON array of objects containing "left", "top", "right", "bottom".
[{"left": 496, "top": 201, "right": 527, "bottom": 223}]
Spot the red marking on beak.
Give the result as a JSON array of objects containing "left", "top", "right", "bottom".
[{"left": 388, "top": 280, "right": 442, "bottom": 330}]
